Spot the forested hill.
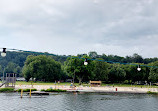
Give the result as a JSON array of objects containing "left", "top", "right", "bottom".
[
  {"left": 0, "top": 51, "right": 158, "bottom": 77},
  {"left": 0, "top": 51, "right": 67, "bottom": 77}
]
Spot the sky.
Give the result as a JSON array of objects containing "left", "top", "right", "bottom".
[{"left": 0, "top": 0, "right": 158, "bottom": 58}]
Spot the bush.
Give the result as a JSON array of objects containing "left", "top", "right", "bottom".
[
  {"left": 0, "top": 88, "right": 15, "bottom": 92},
  {"left": 41, "top": 89, "right": 45, "bottom": 91},
  {"left": 124, "top": 80, "right": 129, "bottom": 84},
  {"left": 147, "top": 91, "right": 158, "bottom": 94},
  {"left": 17, "top": 89, "right": 37, "bottom": 92},
  {"left": 44, "top": 89, "right": 66, "bottom": 92}
]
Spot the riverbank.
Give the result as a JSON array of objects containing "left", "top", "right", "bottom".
[
  {"left": 1, "top": 81, "right": 158, "bottom": 93},
  {"left": 12, "top": 85, "right": 158, "bottom": 94}
]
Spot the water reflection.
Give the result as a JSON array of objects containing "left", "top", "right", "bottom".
[{"left": 0, "top": 93, "right": 158, "bottom": 111}]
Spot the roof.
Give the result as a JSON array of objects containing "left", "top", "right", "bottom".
[{"left": 90, "top": 81, "right": 102, "bottom": 84}]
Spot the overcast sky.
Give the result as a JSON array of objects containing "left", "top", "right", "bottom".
[{"left": 0, "top": 0, "right": 158, "bottom": 58}]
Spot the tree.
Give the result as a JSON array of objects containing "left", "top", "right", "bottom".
[
  {"left": 64, "top": 56, "right": 94, "bottom": 85},
  {"left": 88, "top": 51, "right": 98, "bottom": 59},
  {"left": 0, "top": 65, "right": 2, "bottom": 77},
  {"left": 22, "top": 55, "right": 63, "bottom": 82},
  {"left": 5, "top": 62, "right": 17, "bottom": 73},
  {"left": 132, "top": 53, "right": 143, "bottom": 63},
  {"left": 93, "top": 58, "right": 109, "bottom": 81},
  {"left": 148, "top": 61, "right": 158, "bottom": 82},
  {"left": 108, "top": 64, "right": 126, "bottom": 83},
  {"left": 14, "top": 66, "right": 22, "bottom": 77},
  {"left": 123, "top": 64, "right": 148, "bottom": 83}
]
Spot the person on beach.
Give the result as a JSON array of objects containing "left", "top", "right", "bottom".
[{"left": 70, "top": 82, "right": 73, "bottom": 88}]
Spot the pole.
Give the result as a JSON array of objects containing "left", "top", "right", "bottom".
[
  {"left": 21, "top": 89, "right": 23, "bottom": 98},
  {"left": 2, "top": 67, "right": 5, "bottom": 82},
  {"left": 58, "top": 81, "right": 59, "bottom": 89},
  {"left": 55, "top": 80, "right": 56, "bottom": 89},
  {"left": 73, "top": 70, "right": 75, "bottom": 86},
  {"left": 30, "top": 89, "right": 31, "bottom": 98}
]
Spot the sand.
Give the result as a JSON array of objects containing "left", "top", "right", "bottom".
[{"left": 15, "top": 85, "right": 158, "bottom": 93}]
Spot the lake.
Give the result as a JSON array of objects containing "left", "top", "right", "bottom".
[{"left": 0, "top": 92, "right": 158, "bottom": 111}]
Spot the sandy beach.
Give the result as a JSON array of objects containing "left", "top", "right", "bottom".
[{"left": 14, "top": 85, "right": 158, "bottom": 93}]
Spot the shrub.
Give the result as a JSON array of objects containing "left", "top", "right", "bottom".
[
  {"left": 0, "top": 88, "right": 15, "bottom": 92},
  {"left": 41, "top": 89, "right": 45, "bottom": 91},
  {"left": 147, "top": 91, "right": 158, "bottom": 94},
  {"left": 17, "top": 89, "right": 37, "bottom": 92}
]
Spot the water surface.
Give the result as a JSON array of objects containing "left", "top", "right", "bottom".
[{"left": 0, "top": 92, "right": 158, "bottom": 111}]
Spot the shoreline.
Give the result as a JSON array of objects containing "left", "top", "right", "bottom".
[{"left": 13, "top": 85, "right": 158, "bottom": 94}]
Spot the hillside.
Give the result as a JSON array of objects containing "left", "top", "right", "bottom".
[{"left": 0, "top": 51, "right": 157, "bottom": 77}]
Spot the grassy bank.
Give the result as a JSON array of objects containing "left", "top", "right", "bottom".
[
  {"left": 0, "top": 88, "right": 15, "bottom": 92},
  {"left": 0, "top": 88, "right": 38, "bottom": 92},
  {"left": 15, "top": 81, "right": 76, "bottom": 85},
  {"left": 17, "top": 89, "right": 37, "bottom": 92}
]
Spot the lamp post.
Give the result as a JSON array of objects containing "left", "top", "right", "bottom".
[
  {"left": 1, "top": 48, "right": 6, "bottom": 82},
  {"left": 84, "top": 58, "right": 88, "bottom": 66},
  {"left": 137, "top": 65, "right": 141, "bottom": 71},
  {"left": 1, "top": 48, "right": 6, "bottom": 57}
]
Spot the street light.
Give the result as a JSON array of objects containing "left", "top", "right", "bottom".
[
  {"left": 1, "top": 48, "right": 6, "bottom": 57},
  {"left": 137, "top": 65, "right": 141, "bottom": 71},
  {"left": 84, "top": 58, "right": 88, "bottom": 65},
  {"left": 1, "top": 48, "right": 6, "bottom": 82}
]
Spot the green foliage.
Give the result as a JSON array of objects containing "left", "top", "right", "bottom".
[
  {"left": 123, "top": 64, "right": 147, "bottom": 82},
  {"left": 149, "top": 61, "right": 158, "bottom": 82},
  {"left": 5, "top": 62, "right": 18, "bottom": 73},
  {"left": 0, "top": 65, "right": 2, "bottom": 74},
  {"left": 17, "top": 89, "right": 37, "bottom": 92},
  {"left": 0, "top": 51, "right": 31, "bottom": 77},
  {"left": 42, "top": 89, "right": 67, "bottom": 92},
  {"left": 88, "top": 51, "right": 98, "bottom": 59},
  {"left": 64, "top": 55, "right": 154, "bottom": 84},
  {"left": 0, "top": 51, "right": 67, "bottom": 77},
  {"left": 147, "top": 91, "right": 158, "bottom": 94},
  {"left": 0, "top": 88, "right": 15, "bottom": 92},
  {"left": 41, "top": 89, "right": 45, "bottom": 91},
  {"left": 1, "top": 50, "right": 158, "bottom": 83},
  {"left": 22, "top": 55, "right": 63, "bottom": 82},
  {"left": 131, "top": 53, "right": 144, "bottom": 63},
  {"left": 108, "top": 64, "right": 126, "bottom": 83},
  {"left": 93, "top": 58, "right": 109, "bottom": 81},
  {"left": 64, "top": 56, "right": 94, "bottom": 84}
]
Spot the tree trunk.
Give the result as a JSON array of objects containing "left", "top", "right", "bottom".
[
  {"left": 79, "top": 76, "right": 83, "bottom": 85},
  {"left": 73, "top": 71, "right": 76, "bottom": 85}
]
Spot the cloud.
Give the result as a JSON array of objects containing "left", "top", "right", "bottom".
[{"left": 0, "top": 0, "right": 158, "bottom": 58}]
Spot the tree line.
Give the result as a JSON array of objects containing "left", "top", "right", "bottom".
[
  {"left": 0, "top": 51, "right": 158, "bottom": 83},
  {"left": 64, "top": 56, "right": 158, "bottom": 84},
  {"left": 0, "top": 51, "right": 67, "bottom": 77},
  {"left": 23, "top": 54, "right": 158, "bottom": 84}
]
